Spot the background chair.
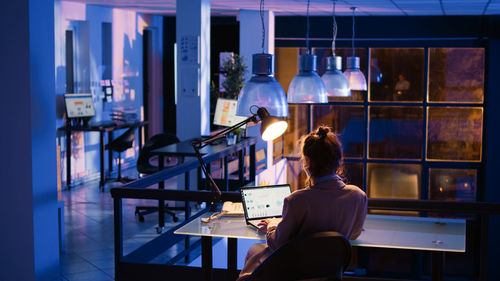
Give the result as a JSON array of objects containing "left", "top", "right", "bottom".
[
  {"left": 135, "top": 133, "right": 184, "bottom": 222},
  {"left": 247, "top": 231, "right": 352, "bottom": 281},
  {"left": 105, "top": 126, "right": 138, "bottom": 183}
]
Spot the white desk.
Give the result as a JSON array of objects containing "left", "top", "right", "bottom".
[{"left": 174, "top": 213, "right": 466, "bottom": 281}]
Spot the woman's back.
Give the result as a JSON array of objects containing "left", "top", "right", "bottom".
[{"left": 288, "top": 177, "right": 367, "bottom": 240}]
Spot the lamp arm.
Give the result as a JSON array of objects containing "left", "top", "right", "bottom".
[
  {"left": 194, "top": 115, "right": 257, "bottom": 149},
  {"left": 192, "top": 144, "right": 222, "bottom": 209},
  {"left": 191, "top": 114, "right": 258, "bottom": 210}
]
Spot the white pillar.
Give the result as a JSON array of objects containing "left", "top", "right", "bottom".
[
  {"left": 239, "top": 10, "right": 277, "bottom": 173},
  {"left": 176, "top": 0, "right": 211, "bottom": 140}
]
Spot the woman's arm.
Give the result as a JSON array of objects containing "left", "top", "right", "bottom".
[
  {"left": 265, "top": 196, "right": 303, "bottom": 250},
  {"left": 349, "top": 192, "right": 368, "bottom": 240}
]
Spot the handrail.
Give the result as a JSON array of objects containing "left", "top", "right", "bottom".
[
  {"left": 111, "top": 187, "right": 500, "bottom": 215},
  {"left": 369, "top": 198, "right": 500, "bottom": 214},
  {"left": 111, "top": 188, "right": 242, "bottom": 202},
  {"left": 122, "top": 137, "right": 258, "bottom": 189}
]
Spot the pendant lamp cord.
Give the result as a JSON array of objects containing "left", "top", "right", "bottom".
[
  {"left": 306, "top": 0, "right": 311, "bottom": 54},
  {"left": 260, "top": 0, "right": 265, "bottom": 53},
  {"left": 351, "top": 7, "right": 356, "bottom": 57},
  {"left": 332, "top": 1, "right": 337, "bottom": 57}
]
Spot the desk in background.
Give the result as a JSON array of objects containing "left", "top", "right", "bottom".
[
  {"left": 61, "top": 120, "right": 147, "bottom": 188},
  {"left": 145, "top": 136, "right": 257, "bottom": 231},
  {"left": 174, "top": 213, "right": 466, "bottom": 281}
]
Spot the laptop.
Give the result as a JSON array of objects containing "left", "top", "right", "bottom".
[{"left": 241, "top": 184, "right": 291, "bottom": 229}]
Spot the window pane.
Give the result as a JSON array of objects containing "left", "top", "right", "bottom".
[
  {"left": 427, "top": 107, "right": 483, "bottom": 161},
  {"left": 369, "top": 48, "right": 425, "bottom": 102},
  {"left": 273, "top": 136, "right": 283, "bottom": 162},
  {"left": 275, "top": 47, "right": 299, "bottom": 96},
  {"left": 429, "top": 48, "right": 485, "bottom": 103},
  {"left": 284, "top": 104, "right": 308, "bottom": 157},
  {"left": 367, "top": 163, "right": 421, "bottom": 199},
  {"left": 369, "top": 106, "right": 423, "bottom": 159},
  {"left": 312, "top": 105, "right": 365, "bottom": 158},
  {"left": 429, "top": 168, "right": 477, "bottom": 201},
  {"left": 286, "top": 159, "right": 307, "bottom": 191},
  {"left": 343, "top": 162, "right": 364, "bottom": 190}
]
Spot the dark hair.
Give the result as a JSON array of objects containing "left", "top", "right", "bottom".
[{"left": 300, "top": 126, "right": 344, "bottom": 185}]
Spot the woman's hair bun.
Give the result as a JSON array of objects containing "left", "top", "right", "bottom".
[{"left": 316, "top": 126, "right": 330, "bottom": 139}]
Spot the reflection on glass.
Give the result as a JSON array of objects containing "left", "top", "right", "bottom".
[
  {"left": 369, "top": 106, "right": 423, "bottom": 159},
  {"left": 429, "top": 168, "right": 476, "bottom": 201},
  {"left": 273, "top": 136, "right": 283, "bottom": 162},
  {"left": 429, "top": 48, "right": 485, "bottom": 103},
  {"left": 427, "top": 107, "right": 483, "bottom": 161},
  {"left": 369, "top": 48, "right": 425, "bottom": 102},
  {"left": 367, "top": 163, "right": 421, "bottom": 199},
  {"left": 343, "top": 162, "right": 364, "bottom": 189},
  {"left": 284, "top": 104, "right": 308, "bottom": 157},
  {"left": 286, "top": 158, "right": 307, "bottom": 191},
  {"left": 312, "top": 105, "right": 365, "bottom": 158}
]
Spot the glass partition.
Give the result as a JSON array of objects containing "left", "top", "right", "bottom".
[
  {"left": 429, "top": 168, "right": 477, "bottom": 201},
  {"left": 369, "top": 48, "right": 425, "bottom": 102},
  {"left": 312, "top": 105, "right": 365, "bottom": 158},
  {"left": 427, "top": 107, "right": 483, "bottom": 161},
  {"left": 369, "top": 106, "right": 423, "bottom": 160},
  {"left": 428, "top": 48, "right": 485, "bottom": 103}
]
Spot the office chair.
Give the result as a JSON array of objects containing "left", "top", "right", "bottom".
[
  {"left": 105, "top": 126, "right": 138, "bottom": 183},
  {"left": 246, "top": 231, "right": 352, "bottom": 281},
  {"left": 135, "top": 133, "right": 184, "bottom": 222}
]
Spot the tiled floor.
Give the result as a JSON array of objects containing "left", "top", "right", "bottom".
[
  {"left": 60, "top": 166, "right": 259, "bottom": 281},
  {"left": 61, "top": 168, "right": 183, "bottom": 281}
]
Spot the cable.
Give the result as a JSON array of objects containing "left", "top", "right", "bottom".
[
  {"left": 260, "top": 0, "right": 265, "bottom": 53},
  {"left": 331, "top": 0, "right": 337, "bottom": 56},
  {"left": 351, "top": 7, "right": 356, "bottom": 57},
  {"left": 306, "top": 0, "right": 311, "bottom": 54}
]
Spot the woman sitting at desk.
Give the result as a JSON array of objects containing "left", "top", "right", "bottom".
[{"left": 237, "top": 126, "right": 367, "bottom": 280}]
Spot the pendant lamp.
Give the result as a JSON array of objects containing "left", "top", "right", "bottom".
[
  {"left": 287, "top": 0, "right": 328, "bottom": 104},
  {"left": 236, "top": 0, "right": 288, "bottom": 117},
  {"left": 343, "top": 7, "right": 367, "bottom": 91},
  {"left": 321, "top": 1, "right": 351, "bottom": 97}
]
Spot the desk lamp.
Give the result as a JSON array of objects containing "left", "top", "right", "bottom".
[{"left": 192, "top": 107, "right": 287, "bottom": 210}]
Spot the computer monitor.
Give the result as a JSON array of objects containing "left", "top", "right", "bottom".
[
  {"left": 64, "top": 93, "right": 95, "bottom": 118},
  {"left": 213, "top": 98, "right": 247, "bottom": 128}
]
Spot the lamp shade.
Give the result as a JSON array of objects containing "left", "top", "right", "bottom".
[
  {"left": 321, "top": 56, "right": 351, "bottom": 97},
  {"left": 287, "top": 54, "right": 328, "bottom": 103},
  {"left": 256, "top": 107, "right": 288, "bottom": 141},
  {"left": 236, "top": 54, "right": 289, "bottom": 117},
  {"left": 343, "top": 56, "right": 367, "bottom": 91}
]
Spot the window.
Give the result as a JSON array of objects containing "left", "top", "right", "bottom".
[{"left": 276, "top": 47, "right": 484, "bottom": 201}]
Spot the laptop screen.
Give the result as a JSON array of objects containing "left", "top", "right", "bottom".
[{"left": 241, "top": 184, "right": 291, "bottom": 220}]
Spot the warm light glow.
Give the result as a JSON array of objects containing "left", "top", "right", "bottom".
[
  {"left": 343, "top": 68, "right": 367, "bottom": 91},
  {"left": 439, "top": 187, "right": 443, "bottom": 192},
  {"left": 261, "top": 120, "right": 288, "bottom": 141}
]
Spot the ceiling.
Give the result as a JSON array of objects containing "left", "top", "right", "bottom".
[{"left": 64, "top": 0, "right": 500, "bottom": 16}]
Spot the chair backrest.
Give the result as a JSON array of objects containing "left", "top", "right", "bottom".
[
  {"left": 105, "top": 126, "right": 138, "bottom": 153},
  {"left": 248, "top": 231, "right": 352, "bottom": 281},
  {"left": 137, "top": 133, "right": 181, "bottom": 174}
]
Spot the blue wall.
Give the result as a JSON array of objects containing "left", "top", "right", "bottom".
[{"left": 0, "top": 0, "right": 59, "bottom": 279}]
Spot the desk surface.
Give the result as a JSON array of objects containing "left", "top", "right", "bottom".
[
  {"left": 174, "top": 213, "right": 466, "bottom": 253},
  {"left": 61, "top": 120, "right": 146, "bottom": 132},
  {"left": 152, "top": 137, "right": 256, "bottom": 157}
]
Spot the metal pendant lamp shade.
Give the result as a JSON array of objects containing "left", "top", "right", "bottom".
[
  {"left": 236, "top": 53, "right": 289, "bottom": 117},
  {"left": 343, "top": 56, "right": 367, "bottom": 91},
  {"left": 287, "top": 54, "right": 328, "bottom": 103},
  {"left": 322, "top": 56, "right": 351, "bottom": 97}
]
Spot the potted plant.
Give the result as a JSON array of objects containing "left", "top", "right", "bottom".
[{"left": 220, "top": 54, "right": 247, "bottom": 100}]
